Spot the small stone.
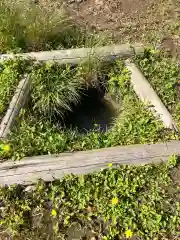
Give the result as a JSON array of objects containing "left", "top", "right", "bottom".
[
  {"left": 24, "top": 185, "right": 36, "bottom": 192},
  {"left": 0, "top": 207, "right": 5, "bottom": 211},
  {"left": 95, "top": 0, "right": 103, "bottom": 5},
  {"left": 174, "top": 35, "right": 179, "bottom": 39}
]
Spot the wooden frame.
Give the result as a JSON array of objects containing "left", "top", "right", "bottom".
[
  {"left": 125, "top": 60, "right": 178, "bottom": 130},
  {"left": 0, "top": 75, "right": 31, "bottom": 139},
  {"left": 0, "top": 44, "right": 179, "bottom": 185},
  {"left": 0, "top": 43, "right": 144, "bottom": 64},
  {"left": 1, "top": 141, "right": 180, "bottom": 185}
]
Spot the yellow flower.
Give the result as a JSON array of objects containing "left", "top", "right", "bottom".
[
  {"left": 51, "top": 209, "right": 57, "bottom": 217},
  {"left": 125, "top": 229, "right": 133, "bottom": 239},
  {"left": 2, "top": 144, "right": 10, "bottom": 152},
  {"left": 111, "top": 197, "right": 119, "bottom": 205},
  {"left": 108, "top": 163, "right": 113, "bottom": 167}
]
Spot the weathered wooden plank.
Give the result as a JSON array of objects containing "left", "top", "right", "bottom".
[
  {"left": 0, "top": 44, "right": 144, "bottom": 64},
  {"left": 0, "top": 75, "right": 31, "bottom": 139},
  {"left": 125, "top": 60, "right": 178, "bottom": 130},
  {"left": 0, "top": 141, "right": 179, "bottom": 185}
]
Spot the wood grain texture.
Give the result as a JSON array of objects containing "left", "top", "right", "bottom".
[
  {"left": 0, "top": 44, "right": 144, "bottom": 64},
  {"left": 0, "top": 141, "right": 179, "bottom": 185},
  {"left": 0, "top": 75, "right": 31, "bottom": 139},
  {"left": 125, "top": 60, "right": 178, "bottom": 130}
]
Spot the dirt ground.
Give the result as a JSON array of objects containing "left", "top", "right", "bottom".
[
  {"left": 40, "top": 0, "right": 180, "bottom": 57},
  {"left": 66, "top": 0, "right": 180, "bottom": 55},
  {"left": 68, "top": 0, "right": 177, "bottom": 38}
]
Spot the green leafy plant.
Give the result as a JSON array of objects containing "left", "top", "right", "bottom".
[
  {"left": 135, "top": 49, "right": 180, "bottom": 132},
  {"left": 0, "top": 58, "right": 29, "bottom": 119},
  {"left": 0, "top": 157, "right": 179, "bottom": 239},
  {"left": 135, "top": 49, "right": 180, "bottom": 115},
  {"left": 107, "top": 59, "right": 131, "bottom": 102}
]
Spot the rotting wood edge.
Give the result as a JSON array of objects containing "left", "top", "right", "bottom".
[
  {"left": 125, "top": 60, "right": 178, "bottom": 130},
  {"left": 0, "top": 141, "right": 180, "bottom": 185},
  {"left": 0, "top": 75, "right": 31, "bottom": 139},
  {"left": 0, "top": 43, "right": 145, "bottom": 64}
]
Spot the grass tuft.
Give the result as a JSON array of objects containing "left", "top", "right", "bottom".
[
  {"left": 0, "top": 0, "right": 112, "bottom": 53},
  {"left": 31, "top": 63, "right": 85, "bottom": 118}
]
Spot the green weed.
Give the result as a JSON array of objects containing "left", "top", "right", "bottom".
[
  {"left": 0, "top": 157, "right": 179, "bottom": 239},
  {"left": 135, "top": 48, "right": 180, "bottom": 130},
  {"left": 135, "top": 49, "right": 179, "bottom": 109},
  {"left": 0, "top": 58, "right": 30, "bottom": 120}
]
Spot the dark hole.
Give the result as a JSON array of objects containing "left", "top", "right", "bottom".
[{"left": 63, "top": 87, "right": 119, "bottom": 133}]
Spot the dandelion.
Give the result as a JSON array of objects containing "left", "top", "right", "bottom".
[
  {"left": 108, "top": 163, "right": 113, "bottom": 167},
  {"left": 51, "top": 209, "right": 57, "bottom": 217},
  {"left": 111, "top": 197, "right": 119, "bottom": 205},
  {"left": 2, "top": 144, "right": 10, "bottom": 152},
  {"left": 125, "top": 229, "right": 133, "bottom": 239}
]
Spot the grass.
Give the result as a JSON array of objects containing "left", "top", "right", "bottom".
[
  {"left": 0, "top": 0, "right": 112, "bottom": 53},
  {"left": 0, "top": 0, "right": 65, "bottom": 52},
  {"left": 0, "top": 49, "right": 179, "bottom": 160},
  {"left": 31, "top": 63, "right": 86, "bottom": 118},
  {"left": 0, "top": 156, "right": 179, "bottom": 239}
]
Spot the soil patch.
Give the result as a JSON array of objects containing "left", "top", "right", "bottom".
[
  {"left": 37, "top": 0, "right": 180, "bottom": 57},
  {"left": 66, "top": 0, "right": 179, "bottom": 43},
  {"left": 38, "top": 0, "right": 180, "bottom": 57}
]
